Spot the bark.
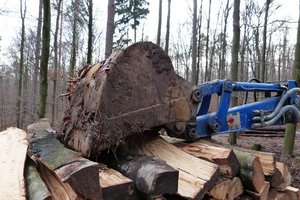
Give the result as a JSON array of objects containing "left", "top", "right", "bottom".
[
  {"left": 105, "top": 0, "right": 115, "bottom": 58},
  {"left": 0, "top": 128, "right": 28, "bottom": 200},
  {"left": 27, "top": 119, "right": 102, "bottom": 200},
  {"left": 156, "top": 0, "right": 162, "bottom": 46},
  {"left": 17, "top": 0, "right": 26, "bottom": 128},
  {"left": 25, "top": 159, "right": 52, "bottom": 200},
  {"left": 196, "top": 0, "right": 203, "bottom": 84},
  {"left": 229, "top": 0, "right": 240, "bottom": 145},
  {"left": 165, "top": 0, "right": 171, "bottom": 54},
  {"left": 51, "top": 0, "right": 62, "bottom": 126},
  {"left": 69, "top": 0, "right": 78, "bottom": 76},
  {"left": 87, "top": 0, "right": 93, "bottom": 64},
  {"left": 117, "top": 155, "right": 178, "bottom": 195},
  {"left": 204, "top": 0, "right": 212, "bottom": 81},
  {"left": 282, "top": 123, "right": 297, "bottom": 159},
  {"left": 191, "top": 0, "right": 197, "bottom": 84},
  {"left": 260, "top": 0, "right": 271, "bottom": 82},
  {"left": 38, "top": 0, "right": 50, "bottom": 118},
  {"left": 32, "top": 0, "right": 42, "bottom": 121}
]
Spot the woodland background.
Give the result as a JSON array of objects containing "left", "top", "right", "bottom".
[{"left": 0, "top": 0, "right": 299, "bottom": 131}]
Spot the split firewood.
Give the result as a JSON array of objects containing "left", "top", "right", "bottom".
[
  {"left": 99, "top": 164, "right": 136, "bottom": 200},
  {"left": 124, "top": 134, "right": 219, "bottom": 200},
  {"left": 268, "top": 189, "right": 291, "bottom": 200},
  {"left": 0, "top": 128, "right": 28, "bottom": 200},
  {"left": 245, "top": 181, "right": 270, "bottom": 200},
  {"left": 27, "top": 119, "right": 102, "bottom": 200},
  {"left": 285, "top": 186, "right": 300, "bottom": 200},
  {"left": 208, "top": 177, "right": 232, "bottom": 200},
  {"left": 227, "top": 177, "right": 244, "bottom": 200},
  {"left": 276, "top": 161, "right": 292, "bottom": 191},
  {"left": 200, "top": 140, "right": 276, "bottom": 176},
  {"left": 265, "top": 167, "right": 284, "bottom": 190},
  {"left": 177, "top": 140, "right": 240, "bottom": 178},
  {"left": 24, "top": 158, "right": 52, "bottom": 200},
  {"left": 117, "top": 155, "right": 178, "bottom": 196},
  {"left": 234, "top": 150, "right": 265, "bottom": 193}
]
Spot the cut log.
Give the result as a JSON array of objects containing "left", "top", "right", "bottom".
[
  {"left": 265, "top": 167, "right": 284, "bottom": 189},
  {"left": 125, "top": 134, "right": 219, "bottom": 199},
  {"left": 176, "top": 141, "right": 239, "bottom": 178},
  {"left": 200, "top": 140, "right": 276, "bottom": 176},
  {"left": 25, "top": 158, "right": 52, "bottom": 200},
  {"left": 268, "top": 189, "right": 291, "bottom": 200},
  {"left": 234, "top": 151, "right": 265, "bottom": 193},
  {"left": 227, "top": 177, "right": 244, "bottom": 200},
  {"left": 276, "top": 161, "right": 292, "bottom": 191},
  {"left": 0, "top": 128, "right": 28, "bottom": 200},
  {"left": 285, "top": 186, "right": 300, "bottom": 200},
  {"left": 246, "top": 181, "right": 270, "bottom": 200},
  {"left": 208, "top": 177, "right": 232, "bottom": 200},
  {"left": 99, "top": 164, "right": 136, "bottom": 200},
  {"left": 117, "top": 155, "right": 178, "bottom": 195},
  {"left": 58, "top": 42, "right": 192, "bottom": 157},
  {"left": 27, "top": 119, "right": 102, "bottom": 200}
]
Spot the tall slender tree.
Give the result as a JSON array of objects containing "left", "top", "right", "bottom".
[
  {"left": 105, "top": 0, "right": 115, "bottom": 58},
  {"left": 229, "top": 0, "right": 240, "bottom": 145},
  {"left": 32, "top": 0, "right": 42, "bottom": 121},
  {"left": 17, "top": 0, "right": 26, "bottom": 128},
  {"left": 38, "top": 0, "right": 51, "bottom": 118},
  {"left": 156, "top": 0, "right": 162, "bottom": 46},
  {"left": 51, "top": 0, "right": 63, "bottom": 126},
  {"left": 69, "top": 0, "right": 78, "bottom": 76},
  {"left": 261, "top": 0, "right": 271, "bottom": 82},
  {"left": 87, "top": 0, "right": 93, "bottom": 64},
  {"left": 282, "top": 3, "right": 300, "bottom": 159},
  {"left": 165, "top": 0, "right": 171, "bottom": 54},
  {"left": 204, "top": 0, "right": 212, "bottom": 81},
  {"left": 191, "top": 0, "right": 197, "bottom": 84}
]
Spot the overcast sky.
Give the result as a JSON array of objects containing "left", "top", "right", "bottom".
[{"left": 0, "top": 0, "right": 299, "bottom": 63}]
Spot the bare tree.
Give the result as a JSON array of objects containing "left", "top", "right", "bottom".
[
  {"left": 38, "top": 0, "right": 51, "bottom": 118},
  {"left": 17, "top": 0, "right": 26, "bottom": 128},
  {"left": 156, "top": 0, "right": 162, "bottom": 46},
  {"left": 204, "top": 0, "right": 212, "bottom": 81},
  {"left": 32, "top": 0, "right": 42, "bottom": 121},
  {"left": 51, "top": 0, "right": 63, "bottom": 126},
  {"left": 191, "top": 0, "right": 197, "bottom": 84},
  {"left": 87, "top": 0, "right": 93, "bottom": 64},
  {"left": 165, "top": 0, "right": 171, "bottom": 54},
  {"left": 105, "top": 0, "right": 115, "bottom": 58},
  {"left": 229, "top": 0, "right": 240, "bottom": 145},
  {"left": 261, "top": 0, "right": 271, "bottom": 82}
]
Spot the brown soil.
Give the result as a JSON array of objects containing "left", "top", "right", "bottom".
[{"left": 212, "top": 133, "right": 300, "bottom": 188}]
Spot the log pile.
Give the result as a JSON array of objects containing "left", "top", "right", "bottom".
[{"left": 1, "top": 120, "right": 300, "bottom": 200}]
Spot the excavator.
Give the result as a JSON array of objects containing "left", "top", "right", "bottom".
[{"left": 59, "top": 42, "right": 300, "bottom": 157}]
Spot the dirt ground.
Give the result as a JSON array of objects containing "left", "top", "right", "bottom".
[{"left": 212, "top": 133, "right": 300, "bottom": 188}]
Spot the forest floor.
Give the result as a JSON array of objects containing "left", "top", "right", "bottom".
[{"left": 212, "top": 133, "right": 300, "bottom": 188}]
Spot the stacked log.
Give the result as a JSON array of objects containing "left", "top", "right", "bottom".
[{"left": 1, "top": 123, "right": 300, "bottom": 200}]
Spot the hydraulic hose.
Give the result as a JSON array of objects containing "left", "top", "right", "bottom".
[
  {"left": 252, "top": 87, "right": 300, "bottom": 122},
  {"left": 252, "top": 105, "right": 300, "bottom": 128}
]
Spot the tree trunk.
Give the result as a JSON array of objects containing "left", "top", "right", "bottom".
[
  {"left": 51, "top": 0, "right": 62, "bottom": 126},
  {"left": 204, "top": 0, "right": 212, "bottom": 82},
  {"left": 38, "top": 0, "right": 51, "bottom": 119},
  {"left": 32, "top": 0, "right": 42, "bottom": 121},
  {"left": 196, "top": 0, "right": 203, "bottom": 84},
  {"left": 260, "top": 0, "right": 271, "bottom": 83},
  {"left": 69, "top": 0, "right": 78, "bottom": 77},
  {"left": 105, "top": 0, "right": 115, "bottom": 58},
  {"left": 165, "top": 0, "right": 171, "bottom": 55},
  {"left": 229, "top": 0, "right": 240, "bottom": 145},
  {"left": 17, "top": 0, "right": 26, "bottom": 128},
  {"left": 87, "top": 0, "right": 93, "bottom": 64},
  {"left": 156, "top": 0, "right": 162, "bottom": 46},
  {"left": 191, "top": 0, "right": 197, "bottom": 84}
]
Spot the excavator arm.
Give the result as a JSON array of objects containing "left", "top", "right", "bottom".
[{"left": 172, "top": 79, "right": 300, "bottom": 140}]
